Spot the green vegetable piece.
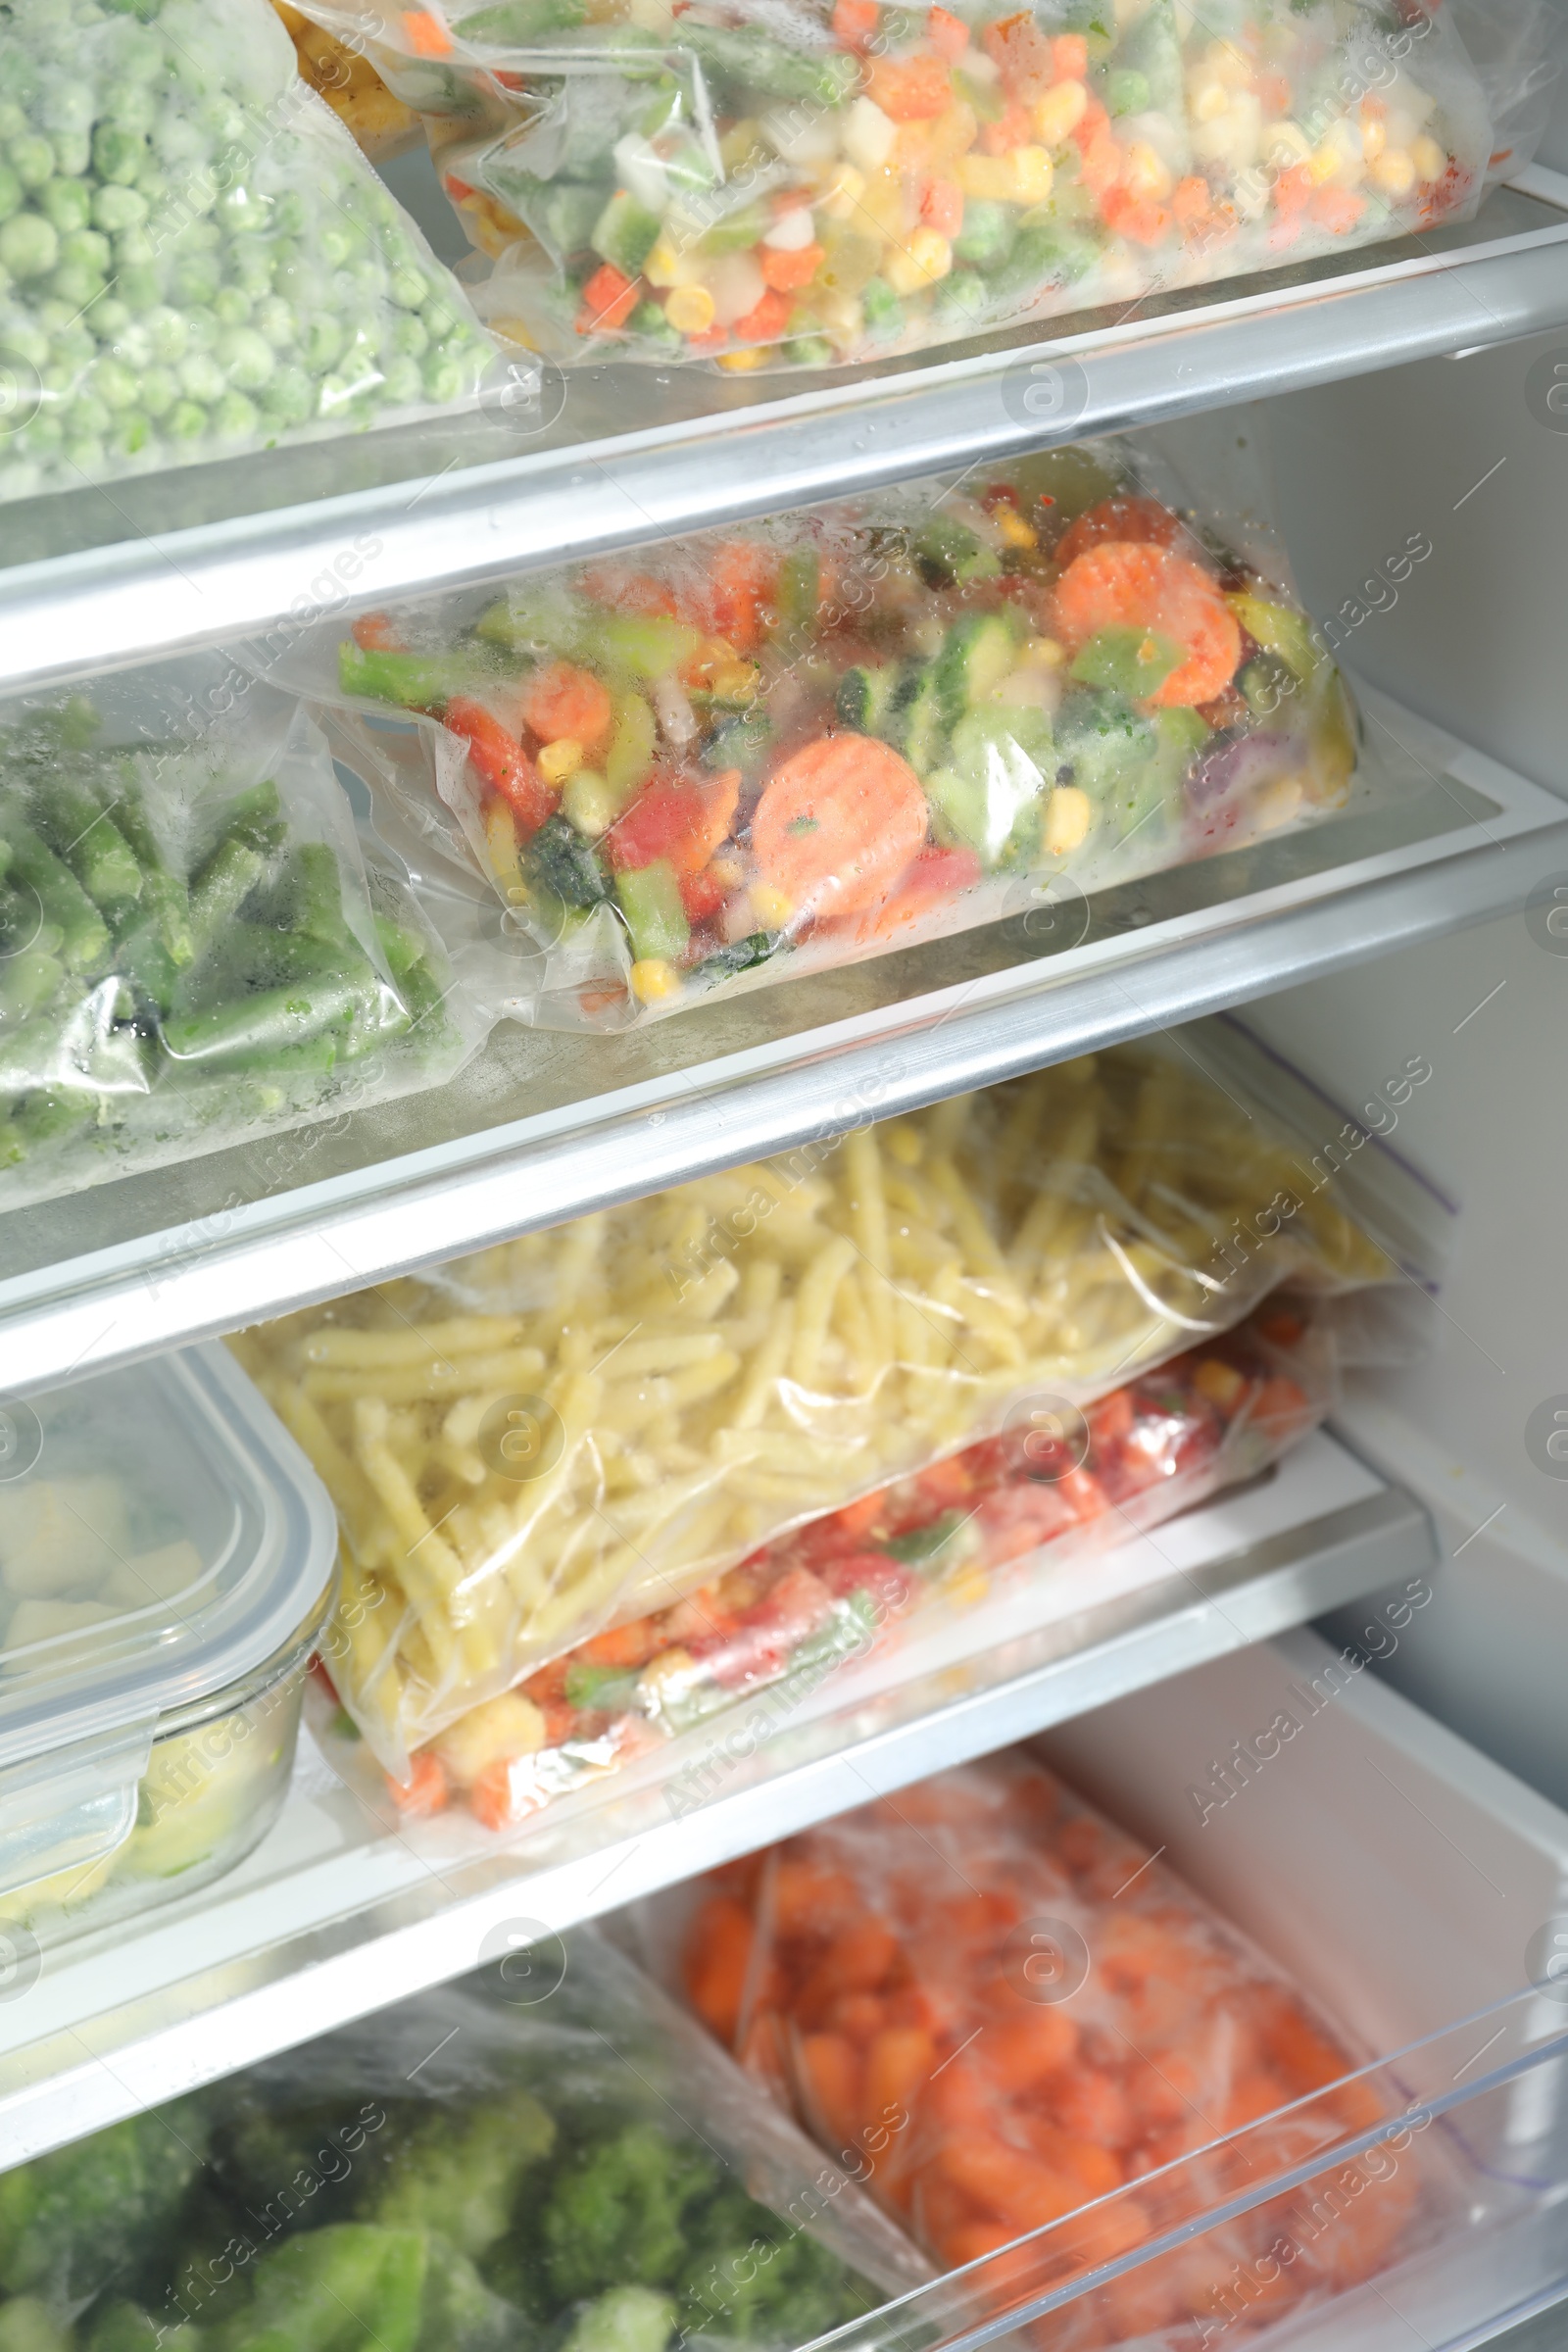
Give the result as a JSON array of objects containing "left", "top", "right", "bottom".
[
  {"left": 694, "top": 197, "right": 774, "bottom": 258},
  {"left": 594, "top": 613, "right": 706, "bottom": 683},
  {"left": 861, "top": 274, "right": 904, "bottom": 343},
  {"left": 889, "top": 662, "right": 945, "bottom": 777},
  {"left": 563, "top": 2286, "right": 676, "bottom": 2352},
  {"left": 0, "top": 2103, "right": 208, "bottom": 2305},
  {"left": 1070, "top": 625, "right": 1186, "bottom": 703},
  {"left": 35, "top": 778, "right": 144, "bottom": 915},
  {"left": 0, "top": 2297, "right": 73, "bottom": 2352},
  {"left": 0, "top": 212, "right": 59, "bottom": 281},
  {"left": 0, "top": 947, "right": 64, "bottom": 1022},
  {"left": 184, "top": 835, "right": 268, "bottom": 967},
  {"left": 231, "top": 2224, "right": 428, "bottom": 2352},
  {"left": 953, "top": 199, "right": 1015, "bottom": 269},
  {"left": 704, "top": 710, "right": 770, "bottom": 772},
  {"left": 926, "top": 704, "right": 1054, "bottom": 865},
  {"left": 526, "top": 812, "right": 612, "bottom": 910},
  {"left": 83, "top": 2302, "right": 162, "bottom": 2352},
  {"left": 338, "top": 642, "right": 480, "bottom": 710},
  {"left": 1117, "top": 0, "right": 1183, "bottom": 119},
  {"left": 835, "top": 664, "right": 900, "bottom": 737},
  {"left": 458, "top": 0, "right": 590, "bottom": 37},
  {"left": 914, "top": 514, "right": 1001, "bottom": 589},
  {"left": 935, "top": 611, "right": 1017, "bottom": 729},
  {"left": 1105, "top": 68, "right": 1150, "bottom": 115},
  {"left": 2, "top": 810, "right": 112, "bottom": 974},
  {"left": 591, "top": 190, "right": 662, "bottom": 280},
  {"left": 676, "top": 23, "right": 858, "bottom": 107},
  {"left": 615, "top": 860, "right": 688, "bottom": 963},
  {"left": 985, "top": 219, "right": 1099, "bottom": 303},
  {"left": 358, "top": 2097, "right": 555, "bottom": 2261},
  {"left": 564, "top": 1660, "right": 642, "bottom": 1714},
  {"left": 677, "top": 2182, "right": 877, "bottom": 2343},
  {"left": 773, "top": 547, "right": 819, "bottom": 649},
  {"left": 1226, "top": 592, "right": 1323, "bottom": 685},
  {"left": 605, "top": 691, "right": 658, "bottom": 802},
  {"left": 883, "top": 1509, "right": 965, "bottom": 1564},
  {"left": 541, "top": 2121, "right": 714, "bottom": 2302}
]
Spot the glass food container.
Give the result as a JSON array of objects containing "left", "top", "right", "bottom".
[{"left": 0, "top": 1344, "right": 337, "bottom": 1949}]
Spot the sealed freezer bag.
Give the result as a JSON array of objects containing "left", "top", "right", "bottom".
[
  {"left": 0, "top": 1930, "right": 928, "bottom": 2350},
  {"left": 318, "top": 1300, "right": 1334, "bottom": 1829},
  {"left": 271, "top": 2, "right": 425, "bottom": 162},
  {"left": 0, "top": 666, "right": 477, "bottom": 1209},
  {"left": 0, "top": 0, "right": 493, "bottom": 507},
  {"left": 650, "top": 1752, "right": 1446, "bottom": 2338},
  {"left": 230, "top": 1042, "right": 1398, "bottom": 1777},
  {"left": 283, "top": 0, "right": 1545, "bottom": 374},
  {"left": 299, "top": 436, "right": 1360, "bottom": 1029}
]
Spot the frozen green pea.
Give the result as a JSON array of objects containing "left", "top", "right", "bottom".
[
  {"left": 91, "top": 297, "right": 133, "bottom": 342},
  {"left": 1, "top": 320, "right": 48, "bottom": 369},
  {"left": 115, "top": 232, "right": 159, "bottom": 274},
  {"left": 260, "top": 362, "right": 312, "bottom": 425},
  {"left": 109, "top": 407, "right": 151, "bottom": 458},
  {"left": 299, "top": 316, "right": 342, "bottom": 373},
  {"left": 59, "top": 226, "right": 112, "bottom": 274},
  {"left": 231, "top": 246, "right": 273, "bottom": 297},
  {"left": 166, "top": 399, "right": 206, "bottom": 440},
  {"left": 270, "top": 191, "right": 307, "bottom": 238},
  {"left": 422, "top": 352, "right": 466, "bottom": 405},
  {"left": 117, "top": 264, "right": 161, "bottom": 311},
  {"left": 16, "top": 412, "right": 64, "bottom": 457},
  {"left": 51, "top": 132, "right": 92, "bottom": 179},
  {"left": 253, "top": 295, "right": 295, "bottom": 348},
  {"left": 211, "top": 388, "right": 257, "bottom": 439},
  {"left": 39, "top": 79, "right": 94, "bottom": 136},
  {"left": 11, "top": 138, "right": 56, "bottom": 193},
  {"left": 90, "top": 357, "right": 140, "bottom": 411},
  {"left": 389, "top": 311, "right": 427, "bottom": 360},
  {"left": 317, "top": 224, "right": 353, "bottom": 270},
  {"left": 217, "top": 185, "right": 270, "bottom": 236},
  {"left": 138, "top": 363, "right": 176, "bottom": 416},
  {"left": 91, "top": 183, "right": 148, "bottom": 233},
  {"left": 213, "top": 286, "right": 251, "bottom": 327},
  {"left": 104, "top": 83, "right": 158, "bottom": 136},
  {"left": 54, "top": 322, "right": 95, "bottom": 367},
  {"left": 62, "top": 434, "right": 105, "bottom": 471},
  {"left": 145, "top": 305, "right": 188, "bottom": 362},
  {"left": 217, "top": 326, "right": 272, "bottom": 390},
  {"left": 315, "top": 370, "right": 353, "bottom": 415},
  {"left": 154, "top": 115, "right": 205, "bottom": 169},
  {"left": 48, "top": 260, "right": 106, "bottom": 308},
  {"left": 0, "top": 105, "right": 27, "bottom": 143},
  {"left": 93, "top": 123, "right": 148, "bottom": 185},
  {"left": 0, "top": 167, "right": 22, "bottom": 226},
  {"left": 66, "top": 392, "right": 111, "bottom": 435},
  {"left": 38, "top": 178, "right": 92, "bottom": 234},
  {"left": 0, "top": 214, "right": 60, "bottom": 280},
  {"left": 177, "top": 351, "right": 224, "bottom": 403},
  {"left": 170, "top": 252, "right": 220, "bottom": 305},
  {"left": 380, "top": 353, "right": 421, "bottom": 407},
  {"left": 182, "top": 306, "right": 219, "bottom": 353}
]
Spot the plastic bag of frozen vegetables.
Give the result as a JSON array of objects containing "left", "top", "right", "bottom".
[
  {"left": 277, "top": 0, "right": 1559, "bottom": 373},
  {"left": 0, "top": 659, "right": 478, "bottom": 1210},
  {"left": 285, "top": 431, "right": 1361, "bottom": 1029},
  {"left": 0, "top": 0, "right": 493, "bottom": 506},
  {"left": 0, "top": 1929, "right": 930, "bottom": 2352}
]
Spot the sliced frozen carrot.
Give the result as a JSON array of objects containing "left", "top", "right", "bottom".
[
  {"left": 752, "top": 734, "right": 930, "bottom": 922},
  {"left": 520, "top": 660, "right": 613, "bottom": 749},
  {"left": 770, "top": 1858, "right": 862, "bottom": 1937},
  {"left": 468, "top": 1758, "right": 532, "bottom": 1832},
  {"left": 981, "top": 2008, "right": 1078, "bottom": 2090},
  {"left": 939, "top": 2133, "right": 1084, "bottom": 2232},
  {"left": 797, "top": 1917, "right": 900, "bottom": 2020},
  {"left": 1051, "top": 541, "right": 1243, "bottom": 708},
  {"left": 1051, "top": 2068, "right": 1134, "bottom": 2149},
  {"left": 1054, "top": 496, "right": 1185, "bottom": 568},
  {"left": 1223, "top": 2069, "right": 1291, "bottom": 2130},
  {"left": 866, "top": 52, "right": 952, "bottom": 119},
  {"left": 685, "top": 1894, "right": 757, "bottom": 2042},
  {"left": 385, "top": 1751, "right": 448, "bottom": 1817},
  {"left": 677, "top": 539, "right": 780, "bottom": 653},
  {"left": 761, "top": 242, "right": 826, "bottom": 293},
  {"left": 866, "top": 2025, "right": 937, "bottom": 2119},
  {"left": 832, "top": 0, "right": 879, "bottom": 47},
  {"left": 799, "top": 2031, "right": 865, "bottom": 2147},
  {"left": 351, "top": 611, "right": 406, "bottom": 652},
  {"left": 940, "top": 2220, "right": 1020, "bottom": 2270},
  {"left": 827, "top": 1991, "right": 888, "bottom": 2043}
]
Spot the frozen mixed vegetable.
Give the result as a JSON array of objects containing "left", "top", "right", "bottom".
[
  {"left": 0, "top": 691, "right": 466, "bottom": 1208},
  {"left": 0, "top": 1934, "right": 920, "bottom": 2352},
  {"left": 332, "top": 1303, "right": 1328, "bottom": 1830},
  {"left": 671, "top": 1752, "right": 1438, "bottom": 2335},
  {"left": 318, "top": 440, "right": 1358, "bottom": 1027},
  {"left": 271, "top": 3, "right": 423, "bottom": 162},
  {"left": 0, "top": 0, "right": 491, "bottom": 505},
  {"left": 230, "top": 1044, "right": 1395, "bottom": 1779},
  {"left": 288, "top": 0, "right": 1530, "bottom": 372}
]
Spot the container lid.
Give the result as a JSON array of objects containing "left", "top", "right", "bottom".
[{"left": 0, "top": 1344, "right": 337, "bottom": 1895}]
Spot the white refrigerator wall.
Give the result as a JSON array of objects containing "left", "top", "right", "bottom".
[{"left": 1221, "top": 332, "right": 1568, "bottom": 1806}]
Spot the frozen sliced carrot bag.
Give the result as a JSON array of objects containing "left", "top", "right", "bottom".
[
  {"left": 655, "top": 1752, "right": 1451, "bottom": 2343},
  {"left": 278, "top": 0, "right": 1561, "bottom": 375},
  {"left": 272, "top": 431, "right": 1365, "bottom": 1033},
  {"left": 312, "top": 1300, "right": 1338, "bottom": 1832},
  {"left": 228, "top": 1032, "right": 1424, "bottom": 1779}
]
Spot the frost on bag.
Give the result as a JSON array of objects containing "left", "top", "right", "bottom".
[
  {"left": 287, "top": 0, "right": 1527, "bottom": 373},
  {"left": 230, "top": 1043, "right": 1398, "bottom": 1778},
  {"left": 0, "top": 1929, "right": 928, "bottom": 2351},
  {"left": 303, "top": 435, "right": 1360, "bottom": 1031},
  {"left": 0, "top": 0, "right": 493, "bottom": 506},
  {"left": 657, "top": 1754, "right": 1450, "bottom": 2342},
  {"left": 312, "top": 1299, "right": 1336, "bottom": 1831},
  {"left": 0, "top": 661, "right": 475, "bottom": 1209}
]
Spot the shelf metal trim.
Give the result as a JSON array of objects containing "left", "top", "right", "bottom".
[{"left": 0, "top": 1451, "right": 1431, "bottom": 2167}]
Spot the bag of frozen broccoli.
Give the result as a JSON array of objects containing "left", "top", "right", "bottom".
[{"left": 0, "top": 0, "right": 494, "bottom": 505}]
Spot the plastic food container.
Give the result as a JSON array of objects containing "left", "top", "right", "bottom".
[{"left": 0, "top": 1344, "right": 337, "bottom": 1947}]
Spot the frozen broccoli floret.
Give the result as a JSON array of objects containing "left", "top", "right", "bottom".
[
  {"left": 0, "top": 2296, "right": 74, "bottom": 2352},
  {"left": 417, "top": 2232, "right": 525, "bottom": 2352},
  {"left": 539, "top": 2125, "right": 714, "bottom": 2304},
  {"left": 561, "top": 2285, "right": 675, "bottom": 2352},
  {"left": 0, "top": 2102, "right": 208, "bottom": 2305},
  {"left": 357, "top": 2098, "right": 555, "bottom": 2262},
  {"left": 205, "top": 2097, "right": 379, "bottom": 2234},
  {"left": 209, "top": 2224, "right": 428, "bottom": 2352},
  {"left": 676, "top": 2187, "right": 877, "bottom": 2346}
]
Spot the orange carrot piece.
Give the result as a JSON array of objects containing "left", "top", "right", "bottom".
[
  {"left": 799, "top": 2032, "right": 865, "bottom": 2147},
  {"left": 752, "top": 734, "right": 929, "bottom": 922},
  {"left": 520, "top": 660, "right": 613, "bottom": 749},
  {"left": 1050, "top": 542, "right": 1243, "bottom": 709},
  {"left": 686, "top": 1895, "right": 757, "bottom": 2043},
  {"left": 385, "top": 1751, "right": 448, "bottom": 1817},
  {"left": 865, "top": 52, "right": 952, "bottom": 119}
]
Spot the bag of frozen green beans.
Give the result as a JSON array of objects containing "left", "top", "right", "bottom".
[
  {"left": 0, "top": 0, "right": 495, "bottom": 505},
  {"left": 0, "top": 659, "right": 482, "bottom": 1209}
]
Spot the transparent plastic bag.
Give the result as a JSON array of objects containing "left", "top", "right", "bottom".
[
  {"left": 0, "top": 0, "right": 494, "bottom": 507},
  {"left": 277, "top": 432, "right": 1362, "bottom": 1031},
  {"left": 0, "top": 658, "right": 483, "bottom": 1209},
  {"left": 271, "top": 1, "right": 425, "bottom": 161},
  {"left": 319, "top": 1299, "right": 1336, "bottom": 1828},
  {"left": 230, "top": 1041, "right": 1402, "bottom": 1778},
  {"left": 0, "top": 1927, "right": 930, "bottom": 2345},
  {"left": 645, "top": 1751, "right": 1450, "bottom": 2340},
  {"left": 283, "top": 0, "right": 1557, "bottom": 374}
]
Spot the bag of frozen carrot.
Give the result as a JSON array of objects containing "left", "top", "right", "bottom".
[{"left": 269, "top": 427, "right": 1371, "bottom": 1033}]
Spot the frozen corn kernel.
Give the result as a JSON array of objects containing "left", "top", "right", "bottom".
[
  {"left": 1189, "top": 78, "right": 1231, "bottom": 125},
  {"left": 1370, "top": 148, "right": 1416, "bottom": 199},
  {"left": 484, "top": 798, "right": 519, "bottom": 885},
  {"left": 993, "top": 507, "right": 1038, "bottom": 550},
  {"left": 1123, "top": 141, "right": 1172, "bottom": 203},
  {"left": 630, "top": 956, "right": 681, "bottom": 1003},
  {"left": 957, "top": 152, "right": 1014, "bottom": 202},
  {"left": 1193, "top": 92, "right": 1261, "bottom": 171},
  {"left": 1253, "top": 775, "right": 1305, "bottom": 833},
  {"left": 1411, "top": 133, "right": 1447, "bottom": 183},
  {"left": 885, "top": 226, "right": 953, "bottom": 294},
  {"left": 1193, "top": 1357, "right": 1248, "bottom": 1411},
  {"left": 1018, "top": 635, "right": 1065, "bottom": 668},
  {"left": 1032, "top": 79, "right": 1089, "bottom": 147},
  {"left": 751, "top": 884, "right": 794, "bottom": 929},
  {"left": 844, "top": 94, "right": 898, "bottom": 173},
  {"left": 645, "top": 235, "right": 702, "bottom": 289},
  {"left": 1044, "top": 786, "right": 1093, "bottom": 857},
  {"left": 1008, "top": 145, "right": 1054, "bottom": 204},
  {"left": 816, "top": 162, "right": 866, "bottom": 220},
  {"left": 665, "top": 283, "right": 717, "bottom": 334},
  {"left": 717, "top": 346, "right": 767, "bottom": 370},
  {"left": 710, "top": 661, "right": 761, "bottom": 703},
  {"left": 432, "top": 1690, "right": 546, "bottom": 1786},
  {"left": 563, "top": 768, "right": 618, "bottom": 837},
  {"left": 1359, "top": 109, "right": 1388, "bottom": 165},
  {"left": 538, "top": 736, "right": 584, "bottom": 784}
]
